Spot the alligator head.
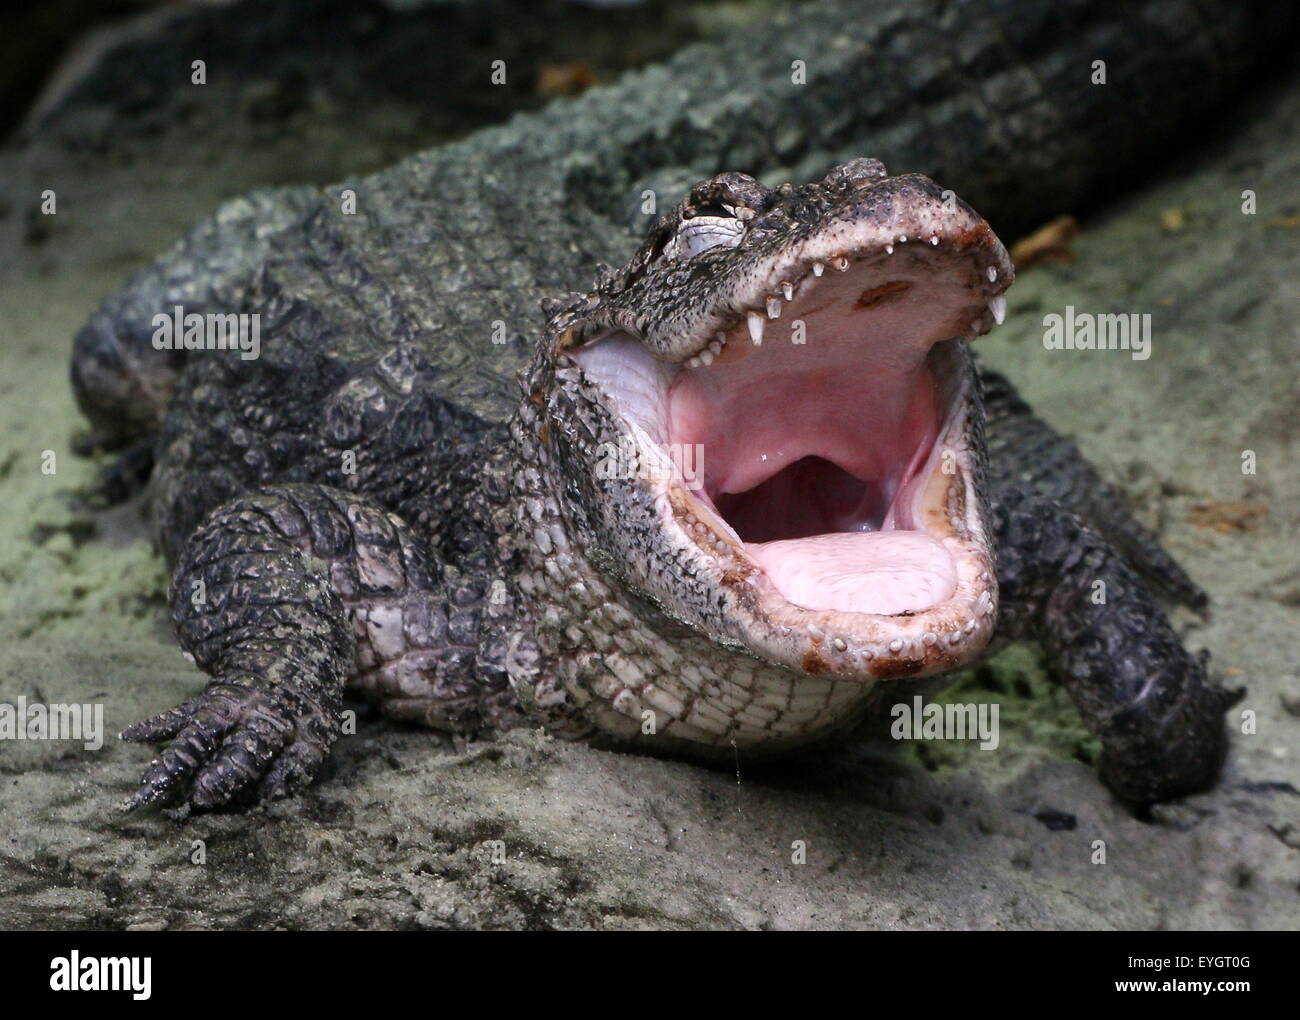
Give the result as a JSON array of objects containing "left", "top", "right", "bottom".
[{"left": 520, "top": 159, "right": 1013, "bottom": 748}]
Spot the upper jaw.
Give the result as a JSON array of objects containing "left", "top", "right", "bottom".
[{"left": 555, "top": 172, "right": 1012, "bottom": 364}]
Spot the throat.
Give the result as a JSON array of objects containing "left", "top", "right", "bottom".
[
  {"left": 668, "top": 358, "right": 941, "bottom": 541},
  {"left": 713, "top": 456, "right": 889, "bottom": 541},
  {"left": 663, "top": 344, "right": 953, "bottom": 617}
]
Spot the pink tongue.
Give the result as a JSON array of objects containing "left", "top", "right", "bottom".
[{"left": 747, "top": 532, "right": 956, "bottom": 615}]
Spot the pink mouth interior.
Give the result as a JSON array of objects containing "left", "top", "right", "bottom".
[{"left": 666, "top": 267, "right": 962, "bottom": 615}]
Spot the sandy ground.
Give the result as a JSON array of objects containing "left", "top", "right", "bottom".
[{"left": 0, "top": 32, "right": 1297, "bottom": 929}]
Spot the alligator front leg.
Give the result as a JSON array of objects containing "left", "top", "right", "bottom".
[
  {"left": 122, "top": 483, "right": 501, "bottom": 811},
  {"left": 990, "top": 487, "right": 1243, "bottom": 812},
  {"left": 980, "top": 365, "right": 1207, "bottom": 610}
]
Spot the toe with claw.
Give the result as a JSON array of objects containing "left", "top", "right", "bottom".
[{"left": 120, "top": 679, "right": 337, "bottom": 811}]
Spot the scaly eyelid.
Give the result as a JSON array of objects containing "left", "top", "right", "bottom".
[{"left": 668, "top": 216, "right": 745, "bottom": 259}]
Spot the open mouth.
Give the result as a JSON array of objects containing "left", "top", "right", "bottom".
[
  {"left": 563, "top": 196, "right": 1009, "bottom": 676},
  {"left": 665, "top": 251, "right": 995, "bottom": 617}
]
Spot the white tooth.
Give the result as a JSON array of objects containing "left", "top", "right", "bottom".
[
  {"left": 698, "top": 349, "right": 714, "bottom": 366},
  {"left": 747, "top": 311, "right": 765, "bottom": 345},
  {"left": 781, "top": 281, "right": 794, "bottom": 301},
  {"left": 930, "top": 235, "right": 939, "bottom": 245},
  {"left": 812, "top": 262, "right": 825, "bottom": 277},
  {"left": 898, "top": 235, "right": 907, "bottom": 243},
  {"left": 708, "top": 338, "right": 723, "bottom": 355},
  {"left": 987, "top": 266, "right": 997, "bottom": 282},
  {"left": 834, "top": 257, "right": 849, "bottom": 272},
  {"left": 990, "top": 295, "right": 1007, "bottom": 325},
  {"left": 766, "top": 297, "right": 782, "bottom": 319},
  {"left": 687, "top": 356, "right": 700, "bottom": 368},
  {"left": 885, "top": 244, "right": 893, "bottom": 255}
]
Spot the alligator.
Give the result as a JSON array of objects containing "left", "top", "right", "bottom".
[{"left": 69, "top": 0, "right": 1285, "bottom": 813}]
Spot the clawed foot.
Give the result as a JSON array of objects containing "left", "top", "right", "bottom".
[
  {"left": 1097, "top": 653, "right": 1246, "bottom": 813},
  {"left": 120, "top": 679, "right": 337, "bottom": 811},
  {"left": 76, "top": 437, "right": 156, "bottom": 508}
]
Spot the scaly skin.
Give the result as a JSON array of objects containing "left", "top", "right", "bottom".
[
  {"left": 121, "top": 484, "right": 522, "bottom": 810},
  {"left": 989, "top": 487, "right": 1240, "bottom": 811},
  {"left": 67, "top": 0, "right": 1277, "bottom": 812},
  {"left": 97, "top": 160, "right": 1240, "bottom": 815},
  {"left": 507, "top": 164, "right": 1009, "bottom": 753}
]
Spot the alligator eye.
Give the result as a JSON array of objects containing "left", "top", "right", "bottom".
[{"left": 669, "top": 215, "right": 745, "bottom": 259}]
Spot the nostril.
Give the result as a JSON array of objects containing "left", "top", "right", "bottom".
[{"left": 824, "top": 158, "right": 888, "bottom": 191}]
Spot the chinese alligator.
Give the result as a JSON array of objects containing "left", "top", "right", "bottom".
[{"left": 68, "top": 0, "right": 1281, "bottom": 813}]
